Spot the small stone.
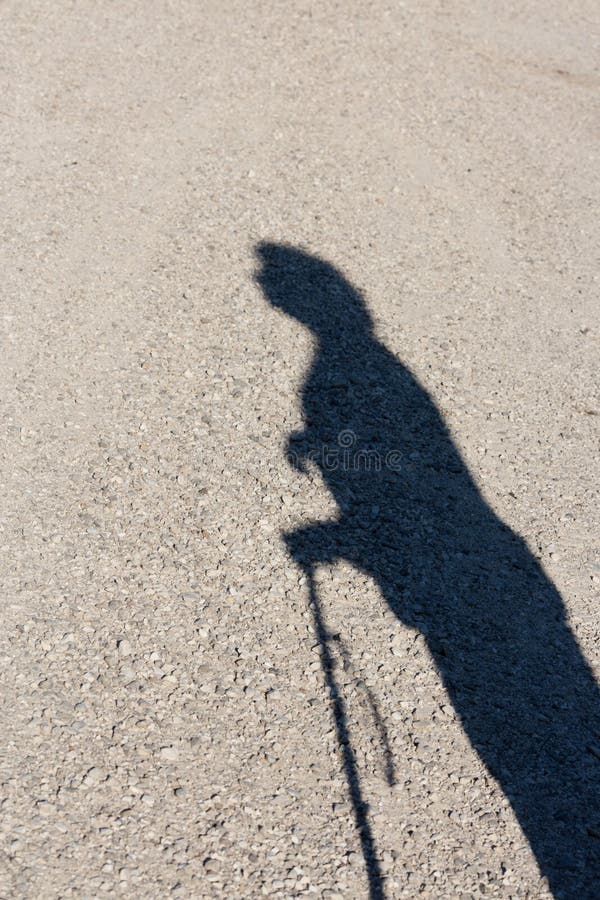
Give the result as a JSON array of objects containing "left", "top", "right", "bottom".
[
  {"left": 119, "top": 666, "right": 136, "bottom": 682},
  {"left": 159, "top": 746, "right": 179, "bottom": 762},
  {"left": 117, "top": 639, "right": 132, "bottom": 657},
  {"left": 36, "top": 800, "right": 55, "bottom": 816},
  {"left": 82, "top": 766, "right": 104, "bottom": 786},
  {"left": 391, "top": 633, "right": 404, "bottom": 656}
]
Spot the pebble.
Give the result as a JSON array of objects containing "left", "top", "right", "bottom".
[
  {"left": 159, "top": 746, "right": 179, "bottom": 762},
  {"left": 82, "top": 767, "right": 105, "bottom": 787},
  {"left": 117, "top": 639, "right": 132, "bottom": 658}
]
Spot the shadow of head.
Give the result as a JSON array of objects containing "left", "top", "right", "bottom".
[{"left": 254, "top": 242, "right": 373, "bottom": 339}]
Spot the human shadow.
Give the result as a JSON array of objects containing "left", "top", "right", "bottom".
[{"left": 254, "top": 242, "right": 600, "bottom": 899}]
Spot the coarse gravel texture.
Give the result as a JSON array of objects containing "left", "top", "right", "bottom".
[{"left": 0, "top": 1, "right": 599, "bottom": 898}]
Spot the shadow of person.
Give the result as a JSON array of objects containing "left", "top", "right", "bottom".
[{"left": 255, "top": 242, "right": 600, "bottom": 899}]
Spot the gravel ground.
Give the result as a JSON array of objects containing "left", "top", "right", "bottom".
[{"left": 1, "top": 1, "right": 599, "bottom": 897}]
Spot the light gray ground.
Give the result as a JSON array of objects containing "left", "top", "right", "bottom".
[{"left": 0, "top": 1, "right": 599, "bottom": 897}]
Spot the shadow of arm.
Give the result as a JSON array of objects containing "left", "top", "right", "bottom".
[{"left": 284, "top": 520, "right": 346, "bottom": 568}]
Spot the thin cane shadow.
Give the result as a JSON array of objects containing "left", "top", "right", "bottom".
[{"left": 254, "top": 242, "right": 600, "bottom": 899}]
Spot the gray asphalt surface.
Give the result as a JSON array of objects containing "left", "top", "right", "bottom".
[{"left": 1, "top": 1, "right": 599, "bottom": 897}]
